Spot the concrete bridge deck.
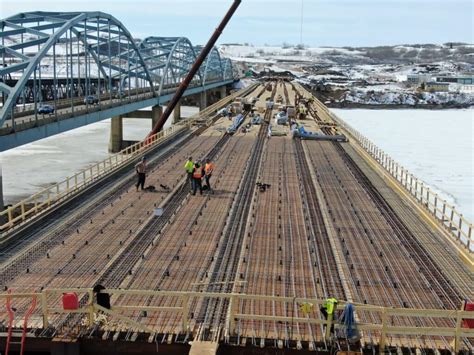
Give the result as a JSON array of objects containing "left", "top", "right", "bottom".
[{"left": 0, "top": 81, "right": 472, "bottom": 354}]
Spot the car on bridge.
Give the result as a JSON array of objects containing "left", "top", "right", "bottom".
[
  {"left": 112, "top": 88, "right": 126, "bottom": 99},
  {"left": 37, "top": 104, "right": 55, "bottom": 115},
  {"left": 84, "top": 95, "right": 99, "bottom": 105}
]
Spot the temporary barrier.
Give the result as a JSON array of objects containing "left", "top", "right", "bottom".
[{"left": 0, "top": 288, "right": 473, "bottom": 354}]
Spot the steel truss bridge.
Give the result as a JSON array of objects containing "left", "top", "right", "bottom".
[{"left": 0, "top": 11, "right": 236, "bottom": 151}]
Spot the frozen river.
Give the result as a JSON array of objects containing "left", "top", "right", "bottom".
[
  {"left": 0, "top": 106, "right": 198, "bottom": 203},
  {"left": 332, "top": 108, "right": 473, "bottom": 223}
]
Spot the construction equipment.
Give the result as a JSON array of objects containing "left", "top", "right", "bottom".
[
  {"left": 226, "top": 114, "right": 245, "bottom": 134},
  {"left": 275, "top": 111, "right": 288, "bottom": 125},
  {"left": 286, "top": 105, "right": 296, "bottom": 119},
  {"left": 5, "top": 290, "right": 37, "bottom": 355},
  {"left": 293, "top": 125, "right": 348, "bottom": 142}
]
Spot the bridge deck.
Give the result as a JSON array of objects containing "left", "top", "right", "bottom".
[{"left": 0, "top": 81, "right": 472, "bottom": 353}]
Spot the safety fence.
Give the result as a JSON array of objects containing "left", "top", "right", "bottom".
[
  {"left": 0, "top": 124, "right": 186, "bottom": 232},
  {"left": 0, "top": 83, "right": 258, "bottom": 233},
  {"left": 328, "top": 111, "right": 473, "bottom": 254},
  {"left": 0, "top": 288, "right": 473, "bottom": 353},
  {"left": 293, "top": 80, "right": 474, "bottom": 254}
]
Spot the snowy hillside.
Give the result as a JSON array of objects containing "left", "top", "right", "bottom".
[{"left": 220, "top": 43, "right": 474, "bottom": 107}]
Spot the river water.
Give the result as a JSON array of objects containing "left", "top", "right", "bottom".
[
  {"left": 0, "top": 106, "right": 198, "bottom": 203},
  {"left": 332, "top": 108, "right": 473, "bottom": 223}
]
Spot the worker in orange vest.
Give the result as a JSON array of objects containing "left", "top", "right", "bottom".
[
  {"left": 192, "top": 161, "right": 205, "bottom": 195},
  {"left": 204, "top": 159, "right": 215, "bottom": 193}
]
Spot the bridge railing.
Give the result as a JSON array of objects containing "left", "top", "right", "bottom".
[
  {"left": 0, "top": 288, "right": 472, "bottom": 353},
  {"left": 0, "top": 82, "right": 257, "bottom": 234},
  {"left": 329, "top": 111, "right": 473, "bottom": 254},
  {"left": 291, "top": 81, "right": 474, "bottom": 254},
  {"left": 0, "top": 122, "right": 187, "bottom": 233}
]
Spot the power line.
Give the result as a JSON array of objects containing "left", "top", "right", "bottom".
[{"left": 300, "top": 0, "right": 304, "bottom": 45}]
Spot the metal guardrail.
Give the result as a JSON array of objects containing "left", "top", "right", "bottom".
[
  {"left": 0, "top": 83, "right": 258, "bottom": 234},
  {"left": 0, "top": 123, "right": 188, "bottom": 233},
  {"left": 0, "top": 288, "right": 472, "bottom": 353},
  {"left": 330, "top": 112, "right": 474, "bottom": 254},
  {"left": 292, "top": 82, "right": 473, "bottom": 254}
]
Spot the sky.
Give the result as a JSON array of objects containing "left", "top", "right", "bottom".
[{"left": 1, "top": 0, "right": 473, "bottom": 47}]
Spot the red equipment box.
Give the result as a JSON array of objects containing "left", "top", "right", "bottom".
[{"left": 62, "top": 293, "right": 79, "bottom": 310}]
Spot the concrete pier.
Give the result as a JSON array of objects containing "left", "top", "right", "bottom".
[
  {"left": 0, "top": 165, "right": 4, "bottom": 211},
  {"left": 200, "top": 91, "right": 208, "bottom": 111},
  {"left": 152, "top": 105, "right": 163, "bottom": 128},
  {"left": 220, "top": 86, "right": 227, "bottom": 99},
  {"left": 108, "top": 115, "right": 123, "bottom": 153},
  {"left": 173, "top": 102, "right": 181, "bottom": 124}
]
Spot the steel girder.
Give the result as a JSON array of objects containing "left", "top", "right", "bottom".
[
  {"left": 138, "top": 38, "right": 234, "bottom": 95},
  {"left": 0, "top": 12, "right": 235, "bottom": 127},
  {"left": 137, "top": 37, "right": 202, "bottom": 97},
  {"left": 0, "top": 11, "right": 156, "bottom": 126},
  {"left": 195, "top": 45, "right": 225, "bottom": 86}
]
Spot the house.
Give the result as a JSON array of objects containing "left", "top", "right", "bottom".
[
  {"left": 425, "top": 82, "right": 450, "bottom": 92},
  {"left": 407, "top": 74, "right": 431, "bottom": 85}
]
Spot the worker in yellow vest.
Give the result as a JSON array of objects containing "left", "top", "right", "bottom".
[
  {"left": 320, "top": 297, "right": 338, "bottom": 334},
  {"left": 184, "top": 157, "right": 194, "bottom": 190}
]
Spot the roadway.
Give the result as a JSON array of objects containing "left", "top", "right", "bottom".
[{"left": 0, "top": 79, "right": 233, "bottom": 151}]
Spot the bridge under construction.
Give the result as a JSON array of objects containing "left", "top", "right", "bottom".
[{"left": 0, "top": 79, "right": 472, "bottom": 355}]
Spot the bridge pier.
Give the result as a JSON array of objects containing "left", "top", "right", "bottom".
[
  {"left": 0, "top": 165, "right": 4, "bottom": 217},
  {"left": 219, "top": 86, "right": 227, "bottom": 99},
  {"left": 173, "top": 101, "right": 182, "bottom": 124},
  {"left": 152, "top": 105, "right": 163, "bottom": 128},
  {"left": 108, "top": 115, "right": 123, "bottom": 153},
  {"left": 200, "top": 91, "right": 208, "bottom": 111}
]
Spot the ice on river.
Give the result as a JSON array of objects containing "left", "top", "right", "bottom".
[
  {"left": 0, "top": 106, "right": 199, "bottom": 203},
  {"left": 332, "top": 108, "right": 474, "bottom": 223}
]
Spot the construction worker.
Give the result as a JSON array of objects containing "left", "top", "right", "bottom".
[
  {"left": 192, "top": 161, "right": 205, "bottom": 195},
  {"left": 204, "top": 159, "right": 215, "bottom": 192},
  {"left": 320, "top": 297, "right": 338, "bottom": 335},
  {"left": 184, "top": 156, "right": 194, "bottom": 190},
  {"left": 135, "top": 156, "right": 147, "bottom": 191}
]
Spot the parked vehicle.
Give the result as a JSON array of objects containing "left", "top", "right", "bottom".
[
  {"left": 84, "top": 95, "right": 99, "bottom": 105},
  {"left": 37, "top": 104, "right": 55, "bottom": 115}
]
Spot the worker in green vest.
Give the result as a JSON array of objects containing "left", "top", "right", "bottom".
[
  {"left": 184, "top": 157, "right": 194, "bottom": 190},
  {"left": 320, "top": 297, "right": 338, "bottom": 335}
]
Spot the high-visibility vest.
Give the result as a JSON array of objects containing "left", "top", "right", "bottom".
[
  {"left": 323, "top": 298, "right": 338, "bottom": 315},
  {"left": 193, "top": 166, "right": 203, "bottom": 179},
  {"left": 205, "top": 163, "right": 215, "bottom": 175},
  {"left": 184, "top": 160, "right": 194, "bottom": 173}
]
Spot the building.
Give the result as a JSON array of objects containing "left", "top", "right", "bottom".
[
  {"left": 436, "top": 74, "right": 474, "bottom": 85},
  {"left": 425, "top": 82, "right": 450, "bottom": 92},
  {"left": 407, "top": 74, "right": 432, "bottom": 85}
]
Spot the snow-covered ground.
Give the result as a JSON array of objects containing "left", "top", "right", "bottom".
[
  {"left": 332, "top": 108, "right": 474, "bottom": 222},
  {"left": 224, "top": 43, "right": 474, "bottom": 107},
  {"left": 0, "top": 106, "right": 198, "bottom": 203}
]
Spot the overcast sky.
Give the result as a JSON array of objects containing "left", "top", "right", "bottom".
[{"left": 1, "top": 0, "right": 473, "bottom": 47}]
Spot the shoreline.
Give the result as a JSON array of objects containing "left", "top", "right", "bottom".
[{"left": 326, "top": 103, "right": 473, "bottom": 110}]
